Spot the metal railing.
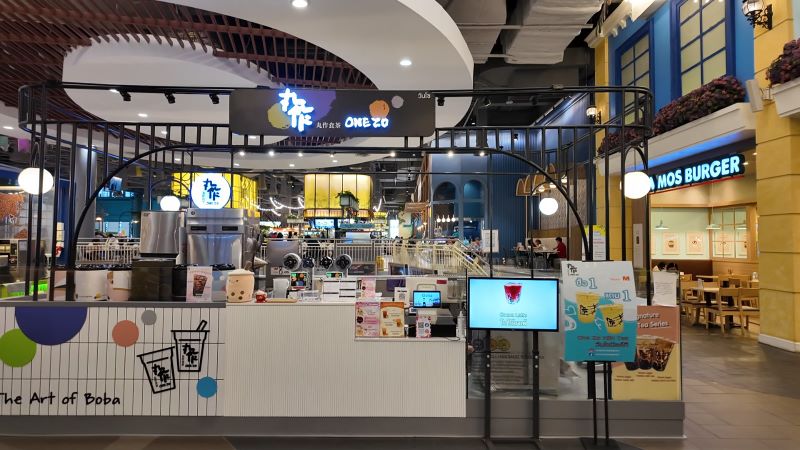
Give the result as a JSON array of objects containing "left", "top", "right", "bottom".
[
  {"left": 260, "top": 239, "right": 488, "bottom": 276},
  {"left": 76, "top": 238, "right": 140, "bottom": 265}
]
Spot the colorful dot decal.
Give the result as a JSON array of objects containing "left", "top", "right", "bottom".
[
  {"left": 0, "top": 329, "right": 36, "bottom": 367},
  {"left": 111, "top": 320, "right": 139, "bottom": 347},
  {"left": 15, "top": 306, "right": 87, "bottom": 345},
  {"left": 141, "top": 310, "right": 157, "bottom": 326},
  {"left": 196, "top": 377, "right": 217, "bottom": 398}
]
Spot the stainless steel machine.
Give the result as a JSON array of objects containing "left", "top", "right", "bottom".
[
  {"left": 185, "top": 208, "right": 260, "bottom": 269},
  {"left": 140, "top": 211, "right": 184, "bottom": 258}
]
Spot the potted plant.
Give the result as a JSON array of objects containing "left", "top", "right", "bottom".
[
  {"left": 768, "top": 38, "right": 800, "bottom": 118},
  {"left": 336, "top": 190, "right": 359, "bottom": 209}
]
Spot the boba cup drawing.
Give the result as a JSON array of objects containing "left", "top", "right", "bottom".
[
  {"left": 576, "top": 292, "right": 600, "bottom": 323},
  {"left": 598, "top": 304, "right": 624, "bottom": 334},
  {"left": 172, "top": 320, "right": 209, "bottom": 372},
  {"left": 138, "top": 347, "right": 176, "bottom": 394}
]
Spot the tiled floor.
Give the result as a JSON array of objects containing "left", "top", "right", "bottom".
[{"left": 1, "top": 322, "right": 799, "bottom": 450}]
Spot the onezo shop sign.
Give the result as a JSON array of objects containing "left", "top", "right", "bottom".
[{"left": 649, "top": 154, "right": 745, "bottom": 193}]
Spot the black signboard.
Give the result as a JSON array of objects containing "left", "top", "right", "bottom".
[{"left": 229, "top": 88, "right": 435, "bottom": 137}]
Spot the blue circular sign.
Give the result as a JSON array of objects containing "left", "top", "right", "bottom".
[{"left": 190, "top": 173, "right": 231, "bottom": 209}]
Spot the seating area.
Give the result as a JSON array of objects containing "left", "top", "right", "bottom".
[{"left": 679, "top": 273, "right": 760, "bottom": 335}]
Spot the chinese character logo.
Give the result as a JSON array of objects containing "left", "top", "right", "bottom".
[
  {"left": 203, "top": 179, "right": 220, "bottom": 202},
  {"left": 278, "top": 88, "right": 314, "bottom": 132}
]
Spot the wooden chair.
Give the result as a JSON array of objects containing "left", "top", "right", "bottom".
[
  {"left": 681, "top": 280, "right": 705, "bottom": 324},
  {"left": 707, "top": 287, "right": 740, "bottom": 333},
  {"left": 738, "top": 288, "right": 760, "bottom": 331}
]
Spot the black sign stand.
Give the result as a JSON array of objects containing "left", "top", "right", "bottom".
[
  {"left": 482, "top": 329, "right": 543, "bottom": 450},
  {"left": 580, "top": 361, "right": 623, "bottom": 449}
]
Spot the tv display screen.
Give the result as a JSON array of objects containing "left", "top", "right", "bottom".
[
  {"left": 412, "top": 290, "right": 441, "bottom": 308},
  {"left": 314, "top": 219, "right": 335, "bottom": 229},
  {"left": 385, "top": 278, "right": 406, "bottom": 293},
  {"left": 468, "top": 278, "right": 559, "bottom": 331}
]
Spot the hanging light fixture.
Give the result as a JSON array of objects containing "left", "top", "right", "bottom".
[
  {"left": 741, "top": 0, "right": 773, "bottom": 30},
  {"left": 586, "top": 105, "right": 601, "bottom": 124},
  {"left": 539, "top": 197, "right": 558, "bottom": 216},
  {"left": 548, "top": 182, "right": 556, "bottom": 189},
  {"left": 561, "top": 175, "right": 568, "bottom": 185},
  {"left": 623, "top": 171, "right": 651, "bottom": 199},
  {"left": 537, "top": 184, "right": 546, "bottom": 193},
  {"left": 17, "top": 167, "right": 54, "bottom": 195},
  {"left": 159, "top": 195, "right": 181, "bottom": 212}
]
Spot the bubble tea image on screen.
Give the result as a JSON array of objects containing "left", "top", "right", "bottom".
[
  {"left": 504, "top": 282, "right": 522, "bottom": 304},
  {"left": 576, "top": 292, "right": 600, "bottom": 323}
]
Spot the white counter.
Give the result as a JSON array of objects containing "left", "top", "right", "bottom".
[{"left": 224, "top": 302, "right": 466, "bottom": 417}]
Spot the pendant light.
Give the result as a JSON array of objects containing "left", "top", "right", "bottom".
[
  {"left": 539, "top": 197, "right": 558, "bottom": 216},
  {"left": 18, "top": 167, "right": 54, "bottom": 195},
  {"left": 622, "top": 150, "right": 651, "bottom": 199}
]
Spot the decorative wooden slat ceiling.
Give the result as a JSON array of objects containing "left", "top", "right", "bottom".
[{"left": 0, "top": 0, "right": 376, "bottom": 126}]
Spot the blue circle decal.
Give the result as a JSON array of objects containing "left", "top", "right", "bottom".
[
  {"left": 15, "top": 307, "right": 87, "bottom": 345},
  {"left": 196, "top": 377, "right": 218, "bottom": 398}
]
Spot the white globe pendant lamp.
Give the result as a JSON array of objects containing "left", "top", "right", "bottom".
[
  {"left": 17, "top": 167, "right": 54, "bottom": 195},
  {"left": 623, "top": 171, "right": 651, "bottom": 199},
  {"left": 159, "top": 195, "right": 181, "bottom": 212},
  {"left": 538, "top": 197, "right": 558, "bottom": 216}
]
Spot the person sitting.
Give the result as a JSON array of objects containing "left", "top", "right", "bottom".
[
  {"left": 555, "top": 237, "right": 567, "bottom": 259},
  {"left": 532, "top": 239, "right": 545, "bottom": 251}
]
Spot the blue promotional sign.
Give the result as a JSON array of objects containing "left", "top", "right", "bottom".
[
  {"left": 190, "top": 173, "right": 231, "bottom": 209},
  {"left": 649, "top": 154, "right": 745, "bottom": 193},
  {"left": 561, "top": 261, "right": 644, "bottom": 362}
]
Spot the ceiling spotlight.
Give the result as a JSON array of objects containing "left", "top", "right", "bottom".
[
  {"left": 289, "top": 163, "right": 295, "bottom": 167},
  {"left": 119, "top": 90, "right": 131, "bottom": 101},
  {"left": 248, "top": 135, "right": 258, "bottom": 141},
  {"left": 2, "top": 126, "right": 13, "bottom": 130},
  {"left": 164, "top": 93, "right": 176, "bottom": 104},
  {"left": 268, "top": 149, "right": 275, "bottom": 156},
  {"left": 109, "top": 88, "right": 119, "bottom": 94},
  {"left": 332, "top": 160, "right": 338, "bottom": 163},
  {"left": 209, "top": 93, "right": 220, "bottom": 104},
  {"left": 292, "top": 0, "right": 308, "bottom": 7},
  {"left": 298, "top": 151, "right": 303, "bottom": 157},
  {"left": 234, "top": 163, "right": 240, "bottom": 167},
  {"left": 399, "top": 58, "right": 412, "bottom": 67},
  {"left": 447, "top": 150, "right": 454, "bottom": 158},
  {"left": 742, "top": 161, "right": 749, "bottom": 166},
  {"left": 561, "top": 175, "right": 568, "bottom": 184},
  {"left": 137, "top": 112, "right": 148, "bottom": 118},
  {"left": 389, "top": 151, "right": 396, "bottom": 157},
  {"left": 238, "top": 150, "right": 246, "bottom": 156},
  {"left": 479, "top": 151, "right": 485, "bottom": 157},
  {"left": 329, "top": 152, "right": 335, "bottom": 158},
  {"left": 174, "top": 158, "right": 181, "bottom": 162},
  {"left": 161, "top": 130, "right": 168, "bottom": 135}
]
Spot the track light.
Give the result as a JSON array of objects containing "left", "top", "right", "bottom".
[
  {"left": 165, "top": 93, "right": 176, "bottom": 104},
  {"left": 119, "top": 90, "right": 131, "bottom": 102},
  {"left": 209, "top": 94, "right": 220, "bottom": 105}
]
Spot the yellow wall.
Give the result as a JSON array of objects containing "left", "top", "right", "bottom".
[
  {"left": 303, "top": 174, "right": 372, "bottom": 218},
  {"left": 754, "top": 0, "right": 800, "bottom": 344}
]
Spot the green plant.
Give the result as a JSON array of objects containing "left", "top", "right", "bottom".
[{"left": 336, "top": 190, "right": 356, "bottom": 199}]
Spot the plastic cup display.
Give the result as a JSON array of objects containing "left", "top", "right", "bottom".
[
  {"left": 504, "top": 282, "right": 522, "bottom": 304},
  {"left": 172, "top": 320, "right": 209, "bottom": 372},
  {"left": 598, "top": 304, "right": 624, "bottom": 334},
  {"left": 576, "top": 292, "right": 600, "bottom": 323},
  {"left": 138, "top": 347, "right": 176, "bottom": 393}
]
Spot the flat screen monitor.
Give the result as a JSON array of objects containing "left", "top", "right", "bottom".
[
  {"left": 326, "top": 271, "right": 343, "bottom": 279},
  {"left": 413, "top": 290, "right": 442, "bottom": 308},
  {"left": 290, "top": 272, "right": 309, "bottom": 290},
  {"left": 468, "top": 278, "right": 559, "bottom": 331},
  {"left": 385, "top": 278, "right": 406, "bottom": 293},
  {"left": 389, "top": 263, "right": 408, "bottom": 276},
  {"left": 314, "top": 219, "right": 335, "bottom": 229}
]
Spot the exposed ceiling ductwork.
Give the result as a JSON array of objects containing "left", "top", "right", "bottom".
[{"left": 439, "top": 0, "right": 602, "bottom": 66}]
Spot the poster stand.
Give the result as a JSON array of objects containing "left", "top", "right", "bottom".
[
  {"left": 580, "top": 361, "right": 622, "bottom": 449},
  {"left": 482, "top": 329, "right": 542, "bottom": 450}
]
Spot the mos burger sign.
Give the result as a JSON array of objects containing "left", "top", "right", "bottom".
[{"left": 649, "top": 154, "right": 745, "bottom": 193}]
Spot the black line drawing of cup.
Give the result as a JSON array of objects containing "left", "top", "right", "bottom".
[
  {"left": 138, "top": 347, "right": 176, "bottom": 394},
  {"left": 172, "top": 320, "right": 209, "bottom": 372}
]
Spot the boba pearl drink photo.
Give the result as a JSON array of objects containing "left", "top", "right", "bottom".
[{"left": 503, "top": 282, "right": 522, "bottom": 304}]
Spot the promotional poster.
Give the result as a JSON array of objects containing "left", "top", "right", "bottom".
[
  {"left": 186, "top": 266, "right": 213, "bottom": 303},
  {"left": 612, "top": 305, "right": 682, "bottom": 400},
  {"left": 561, "top": 261, "right": 643, "bottom": 362}
]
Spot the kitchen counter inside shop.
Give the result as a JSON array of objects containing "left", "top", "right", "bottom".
[{"left": 224, "top": 301, "right": 466, "bottom": 417}]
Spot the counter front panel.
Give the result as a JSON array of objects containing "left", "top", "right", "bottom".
[{"left": 0, "top": 302, "right": 225, "bottom": 416}]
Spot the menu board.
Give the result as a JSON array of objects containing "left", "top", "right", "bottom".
[
  {"left": 380, "top": 301, "right": 405, "bottom": 338},
  {"left": 612, "top": 305, "right": 682, "bottom": 400},
  {"left": 355, "top": 301, "right": 380, "bottom": 337},
  {"left": 561, "top": 261, "right": 644, "bottom": 362},
  {"left": 186, "top": 266, "right": 213, "bottom": 303}
]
